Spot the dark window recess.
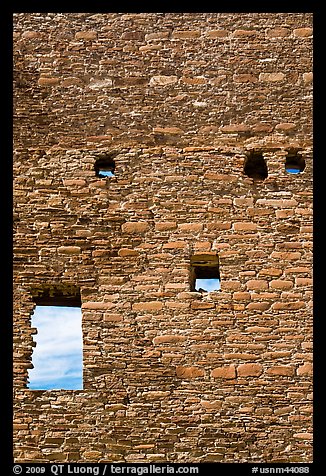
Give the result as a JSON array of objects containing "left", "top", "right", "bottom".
[
  {"left": 243, "top": 152, "right": 268, "bottom": 180},
  {"left": 190, "top": 254, "right": 220, "bottom": 292},
  {"left": 94, "top": 156, "right": 116, "bottom": 178},
  {"left": 32, "top": 284, "right": 81, "bottom": 307},
  {"left": 285, "top": 152, "right": 305, "bottom": 174}
]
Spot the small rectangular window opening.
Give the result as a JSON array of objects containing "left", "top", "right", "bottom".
[
  {"left": 28, "top": 285, "right": 83, "bottom": 390},
  {"left": 190, "top": 254, "right": 221, "bottom": 292},
  {"left": 285, "top": 153, "right": 305, "bottom": 174},
  {"left": 94, "top": 155, "right": 116, "bottom": 178}
]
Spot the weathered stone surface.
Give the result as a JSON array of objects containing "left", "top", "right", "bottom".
[
  {"left": 266, "top": 366, "right": 295, "bottom": 376},
  {"left": 259, "top": 73, "right": 285, "bottom": 82},
  {"left": 121, "top": 222, "right": 149, "bottom": 233},
  {"left": 132, "top": 301, "right": 163, "bottom": 311},
  {"left": 237, "top": 363, "right": 263, "bottom": 377},
  {"left": 13, "top": 11, "right": 312, "bottom": 465},
  {"left": 176, "top": 366, "right": 205, "bottom": 378},
  {"left": 211, "top": 365, "right": 236, "bottom": 379},
  {"left": 149, "top": 76, "right": 178, "bottom": 86}
]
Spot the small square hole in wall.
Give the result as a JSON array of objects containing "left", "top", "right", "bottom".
[
  {"left": 285, "top": 152, "right": 305, "bottom": 174},
  {"left": 243, "top": 151, "right": 268, "bottom": 180},
  {"left": 28, "top": 285, "right": 83, "bottom": 390},
  {"left": 94, "top": 155, "right": 116, "bottom": 178},
  {"left": 190, "top": 254, "right": 220, "bottom": 292}
]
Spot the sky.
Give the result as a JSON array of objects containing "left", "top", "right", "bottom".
[
  {"left": 28, "top": 306, "right": 83, "bottom": 390},
  {"left": 195, "top": 278, "right": 220, "bottom": 292}
]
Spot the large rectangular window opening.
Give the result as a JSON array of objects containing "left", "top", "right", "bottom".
[
  {"left": 28, "top": 285, "right": 83, "bottom": 390},
  {"left": 190, "top": 254, "right": 221, "bottom": 292}
]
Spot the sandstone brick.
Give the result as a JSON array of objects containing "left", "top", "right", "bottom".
[
  {"left": 233, "top": 222, "right": 257, "bottom": 232},
  {"left": 118, "top": 248, "right": 139, "bottom": 257},
  {"left": 82, "top": 302, "right": 112, "bottom": 310},
  {"left": 153, "top": 127, "right": 184, "bottom": 135},
  {"left": 63, "top": 179, "right": 86, "bottom": 186},
  {"left": 246, "top": 302, "right": 271, "bottom": 311},
  {"left": 121, "top": 222, "right": 149, "bottom": 233},
  {"left": 246, "top": 280, "right": 268, "bottom": 290},
  {"left": 172, "top": 30, "right": 201, "bottom": 39},
  {"left": 259, "top": 73, "right": 285, "bottom": 82},
  {"left": 233, "top": 29, "right": 257, "bottom": 37},
  {"left": 191, "top": 301, "right": 215, "bottom": 310},
  {"left": 293, "top": 28, "right": 312, "bottom": 38},
  {"left": 163, "top": 241, "right": 187, "bottom": 249},
  {"left": 221, "top": 280, "right": 241, "bottom": 291},
  {"left": 132, "top": 301, "right": 163, "bottom": 311},
  {"left": 220, "top": 124, "right": 250, "bottom": 133},
  {"left": 303, "top": 72, "right": 313, "bottom": 84},
  {"left": 271, "top": 251, "right": 301, "bottom": 260},
  {"left": 246, "top": 326, "right": 273, "bottom": 333},
  {"left": 207, "top": 221, "right": 232, "bottom": 231},
  {"left": 204, "top": 173, "right": 237, "bottom": 182},
  {"left": 57, "top": 246, "right": 81, "bottom": 254},
  {"left": 259, "top": 267, "right": 282, "bottom": 277},
  {"left": 22, "top": 31, "right": 41, "bottom": 39},
  {"left": 38, "top": 77, "right": 60, "bottom": 86},
  {"left": 211, "top": 365, "right": 236, "bottom": 379},
  {"left": 224, "top": 353, "right": 258, "bottom": 360},
  {"left": 149, "top": 76, "right": 178, "bottom": 86},
  {"left": 88, "top": 78, "right": 113, "bottom": 89},
  {"left": 155, "top": 222, "right": 177, "bottom": 231},
  {"left": 200, "top": 400, "right": 223, "bottom": 409},
  {"left": 181, "top": 76, "right": 207, "bottom": 85},
  {"left": 251, "top": 123, "right": 274, "bottom": 133},
  {"left": 134, "top": 444, "right": 155, "bottom": 449},
  {"left": 233, "top": 292, "right": 251, "bottom": 300},
  {"left": 103, "top": 313, "right": 123, "bottom": 322},
  {"left": 297, "top": 363, "right": 312, "bottom": 376},
  {"left": 153, "top": 335, "right": 187, "bottom": 344},
  {"left": 293, "top": 433, "right": 313, "bottom": 440},
  {"left": 145, "top": 32, "right": 170, "bottom": 41},
  {"left": 269, "top": 280, "right": 293, "bottom": 290},
  {"left": 237, "top": 363, "right": 263, "bottom": 377},
  {"left": 83, "top": 451, "right": 102, "bottom": 459},
  {"left": 266, "top": 366, "right": 295, "bottom": 376},
  {"left": 206, "top": 30, "right": 228, "bottom": 38},
  {"left": 233, "top": 198, "right": 254, "bottom": 207},
  {"left": 233, "top": 74, "right": 258, "bottom": 83},
  {"left": 295, "top": 278, "right": 313, "bottom": 286},
  {"left": 276, "top": 210, "right": 294, "bottom": 219},
  {"left": 178, "top": 223, "right": 203, "bottom": 232},
  {"left": 176, "top": 366, "right": 205, "bottom": 378},
  {"left": 274, "top": 406, "right": 294, "bottom": 415},
  {"left": 266, "top": 27, "right": 290, "bottom": 38},
  {"left": 121, "top": 31, "right": 145, "bottom": 40},
  {"left": 75, "top": 31, "right": 97, "bottom": 40},
  {"left": 86, "top": 136, "right": 112, "bottom": 143},
  {"left": 271, "top": 301, "right": 305, "bottom": 310},
  {"left": 263, "top": 351, "right": 291, "bottom": 359},
  {"left": 275, "top": 122, "right": 296, "bottom": 131},
  {"left": 139, "top": 45, "right": 161, "bottom": 52}
]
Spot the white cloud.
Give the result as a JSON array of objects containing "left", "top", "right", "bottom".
[{"left": 28, "top": 306, "right": 83, "bottom": 390}]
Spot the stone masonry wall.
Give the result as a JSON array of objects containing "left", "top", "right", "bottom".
[{"left": 13, "top": 13, "right": 313, "bottom": 463}]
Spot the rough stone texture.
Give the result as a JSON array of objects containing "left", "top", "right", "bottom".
[{"left": 13, "top": 13, "right": 312, "bottom": 463}]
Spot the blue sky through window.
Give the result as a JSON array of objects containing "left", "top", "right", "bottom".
[
  {"left": 285, "top": 168, "right": 301, "bottom": 174},
  {"left": 98, "top": 170, "right": 114, "bottom": 177},
  {"left": 195, "top": 278, "right": 220, "bottom": 292},
  {"left": 28, "top": 306, "right": 83, "bottom": 390}
]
